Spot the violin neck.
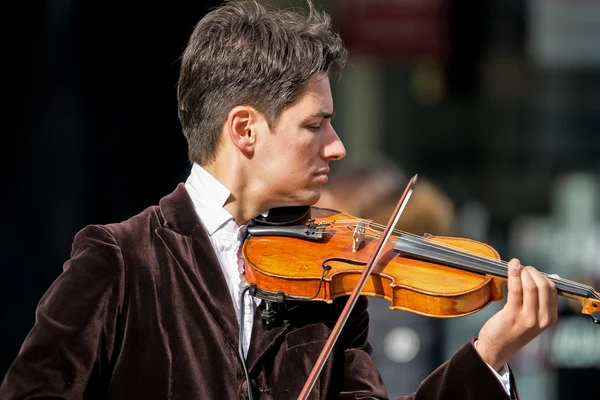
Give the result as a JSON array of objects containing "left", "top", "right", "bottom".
[{"left": 393, "top": 234, "right": 598, "bottom": 300}]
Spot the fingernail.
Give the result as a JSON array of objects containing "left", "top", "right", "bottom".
[{"left": 512, "top": 259, "right": 522, "bottom": 271}]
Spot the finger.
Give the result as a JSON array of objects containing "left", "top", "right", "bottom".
[
  {"left": 548, "top": 273, "right": 561, "bottom": 280},
  {"left": 507, "top": 258, "right": 523, "bottom": 311},
  {"left": 547, "top": 274, "right": 559, "bottom": 289},
  {"left": 546, "top": 274, "right": 559, "bottom": 320},
  {"left": 520, "top": 267, "right": 539, "bottom": 327},
  {"left": 546, "top": 274, "right": 559, "bottom": 323},
  {"left": 526, "top": 267, "right": 556, "bottom": 327}
]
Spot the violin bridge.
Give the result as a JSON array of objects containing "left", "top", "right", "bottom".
[{"left": 353, "top": 220, "right": 368, "bottom": 252}]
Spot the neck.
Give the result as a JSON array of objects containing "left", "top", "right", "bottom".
[{"left": 203, "top": 157, "right": 265, "bottom": 226}]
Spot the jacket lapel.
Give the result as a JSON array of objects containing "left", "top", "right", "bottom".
[
  {"left": 155, "top": 183, "right": 240, "bottom": 353},
  {"left": 156, "top": 183, "right": 293, "bottom": 372}
]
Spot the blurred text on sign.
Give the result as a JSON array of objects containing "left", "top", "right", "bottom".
[{"left": 338, "top": 0, "right": 449, "bottom": 61}]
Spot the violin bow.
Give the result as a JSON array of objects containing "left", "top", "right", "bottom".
[{"left": 296, "top": 174, "right": 419, "bottom": 400}]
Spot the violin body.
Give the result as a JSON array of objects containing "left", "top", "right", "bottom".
[{"left": 244, "top": 207, "right": 509, "bottom": 318}]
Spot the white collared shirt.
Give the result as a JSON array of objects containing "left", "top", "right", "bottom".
[{"left": 184, "top": 163, "right": 255, "bottom": 357}]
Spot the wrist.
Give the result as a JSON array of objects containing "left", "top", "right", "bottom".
[{"left": 474, "top": 340, "right": 506, "bottom": 372}]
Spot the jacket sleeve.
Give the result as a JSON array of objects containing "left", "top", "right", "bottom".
[
  {"left": 0, "top": 225, "right": 126, "bottom": 400},
  {"left": 337, "top": 297, "right": 517, "bottom": 400},
  {"left": 395, "top": 338, "right": 517, "bottom": 400}
]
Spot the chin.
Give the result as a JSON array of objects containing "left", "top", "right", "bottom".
[
  {"left": 304, "top": 189, "right": 322, "bottom": 205},
  {"left": 286, "top": 189, "right": 321, "bottom": 207}
]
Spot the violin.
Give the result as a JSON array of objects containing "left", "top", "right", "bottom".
[
  {"left": 243, "top": 205, "right": 600, "bottom": 323},
  {"left": 241, "top": 175, "right": 600, "bottom": 399}
]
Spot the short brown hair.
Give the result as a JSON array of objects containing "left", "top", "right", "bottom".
[{"left": 177, "top": 0, "right": 348, "bottom": 165}]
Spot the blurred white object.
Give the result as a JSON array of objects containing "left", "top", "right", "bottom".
[
  {"left": 383, "top": 326, "right": 421, "bottom": 364},
  {"left": 509, "top": 172, "right": 599, "bottom": 277},
  {"left": 553, "top": 172, "right": 599, "bottom": 228},
  {"left": 457, "top": 200, "right": 490, "bottom": 242},
  {"left": 550, "top": 315, "right": 600, "bottom": 368},
  {"left": 528, "top": 0, "right": 600, "bottom": 68}
]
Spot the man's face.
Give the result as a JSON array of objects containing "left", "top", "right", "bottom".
[{"left": 253, "top": 74, "right": 346, "bottom": 209}]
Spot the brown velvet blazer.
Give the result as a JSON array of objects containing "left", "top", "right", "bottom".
[{"left": 1, "top": 184, "right": 517, "bottom": 399}]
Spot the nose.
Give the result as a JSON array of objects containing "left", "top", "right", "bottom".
[{"left": 322, "top": 126, "right": 346, "bottom": 161}]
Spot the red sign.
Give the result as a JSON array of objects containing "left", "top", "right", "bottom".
[{"left": 337, "top": 0, "right": 449, "bottom": 61}]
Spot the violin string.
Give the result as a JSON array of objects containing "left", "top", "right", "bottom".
[
  {"left": 331, "top": 219, "right": 512, "bottom": 274},
  {"left": 360, "top": 228, "right": 596, "bottom": 298},
  {"left": 327, "top": 219, "right": 596, "bottom": 297},
  {"left": 328, "top": 220, "right": 600, "bottom": 301},
  {"left": 333, "top": 218, "right": 546, "bottom": 273},
  {"left": 396, "top": 232, "right": 596, "bottom": 297},
  {"left": 331, "top": 217, "right": 586, "bottom": 292},
  {"left": 393, "top": 233, "right": 589, "bottom": 294},
  {"left": 331, "top": 219, "right": 511, "bottom": 271},
  {"left": 376, "top": 227, "right": 593, "bottom": 296}
]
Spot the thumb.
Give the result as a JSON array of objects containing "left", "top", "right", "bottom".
[{"left": 507, "top": 258, "right": 523, "bottom": 310}]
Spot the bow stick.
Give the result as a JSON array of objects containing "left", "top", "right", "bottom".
[{"left": 296, "top": 174, "right": 419, "bottom": 399}]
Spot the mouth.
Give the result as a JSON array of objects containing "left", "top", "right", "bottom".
[{"left": 313, "top": 168, "right": 330, "bottom": 183}]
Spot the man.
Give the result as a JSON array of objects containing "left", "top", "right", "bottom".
[{"left": 1, "top": 1, "right": 558, "bottom": 399}]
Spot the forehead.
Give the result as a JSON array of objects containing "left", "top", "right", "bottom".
[{"left": 286, "top": 74, "right": 333, "bottom": 117}]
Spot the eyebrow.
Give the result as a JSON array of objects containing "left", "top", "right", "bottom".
[{"left": 306, "top": 111, "right": 335, "bottom": 120}]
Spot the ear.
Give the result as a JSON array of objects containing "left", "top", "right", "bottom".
[{"left": 226, "top": 106, "right": 263, "bottom": 158}]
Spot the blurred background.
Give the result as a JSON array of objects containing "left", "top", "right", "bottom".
[{"left": 3, "top": 0, "right": 599, "bottom": 398}]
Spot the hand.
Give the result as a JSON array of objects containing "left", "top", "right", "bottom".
[{"left": 476, "top": 258, "right": 559, "bottom": 371}]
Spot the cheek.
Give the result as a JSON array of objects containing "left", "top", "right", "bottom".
[
  {"left": 294, "top": 139, "right": 321, "bottom": 163},
  {"left": 277, "top": 141, "right": 312, "bottom": 168},
  {"left": 269, "top": 154, "right": 309, "bottom": 188},
  {"left": 262, "top": 134, "right": 318, "bottom": 182}
]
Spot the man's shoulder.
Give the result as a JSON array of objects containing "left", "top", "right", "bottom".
[
  {"left": 82, "top": 183, "right": 191, "bottom": 243},
  {"left": 68, "top": 182, "right": 198, "bottom": 271},
  {"left": 67, "top": 203, "right": 163, "bottom": 264},
  {"left": 103, "top": 202, "right": 164, "bottom": 242}
]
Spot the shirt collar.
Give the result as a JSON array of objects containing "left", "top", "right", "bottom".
[{"left": 184, "top": 163, "right": 235, "bottom": 235}]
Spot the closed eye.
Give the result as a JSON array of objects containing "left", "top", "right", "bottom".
[{"left": 303, "top": 111, "right": 334, "bottom": 133}]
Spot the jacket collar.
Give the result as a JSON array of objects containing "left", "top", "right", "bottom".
[{"left": 158, "top": 183, "right": 200, "bottom": 236}]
